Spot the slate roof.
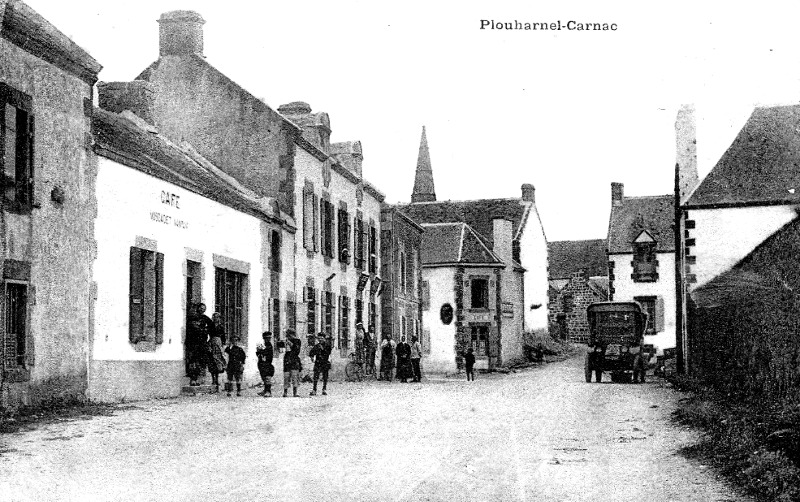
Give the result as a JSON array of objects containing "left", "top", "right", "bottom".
[
  {"left": 420, "top": 223, "right": 503, "bottom": 267},
  {"left": 400, "top": 198, "right": 531, "bottom": 247},
  {"left": 686, "top": 105, "right": 800, "bottom": 208},
  {"left": 548, "top": 239, "right": 608, "bottom": 279},
  {"left": 588, "top": 277, "right": 609, "bottom": 299},
  {"left": 92, "top": 107, "right": 291, "bottom": 227},
  {"left": 607, "top": 195, "right": 674, "bottom": 253}
]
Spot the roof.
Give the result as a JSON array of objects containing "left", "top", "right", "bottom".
[
  {"left": 607, "top": 195, "right": 674, "bottom": 253},
  {"left": 686, "top": 105, "right": 800, "bottom": 208},
  {"left": 548, "top": 239, "right": 608, "bottom": 279},
  {"left": 411, "top": 126, "right": 436, "bottom": 203},
  {"left": 400, "top": 198, "right": 532, "bottom": 247},
  {"left": 588, "top": 277, "right": 609, "bottom": 299},
  {"left": 420, "top": 223, "right": 503, "bottom": 267},
  {"left": 1, "top": 0, "right": 102, "bottom": 84},
  {"left": 92, "top": 107, "right": 292, "bottom": 228}
]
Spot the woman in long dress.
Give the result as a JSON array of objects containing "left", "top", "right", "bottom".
[
  {"left": 395, "top": 336, "right": 413, "bottom": 383},
  {"left": 379, "top": 335, "right": 395, "bottom": 381},
  {"left": 206, "top": 313, "right": 227, "bottom": 392}
]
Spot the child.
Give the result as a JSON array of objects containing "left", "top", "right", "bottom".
[
  {"left": 256, "top": 332, "right": 275, "bottom": 397},
  {"left": 224, "top": 336, "right": 247, "bottom": 396},
  {"left": 464, "top": 348, "right": 476, "bottom": 381}
]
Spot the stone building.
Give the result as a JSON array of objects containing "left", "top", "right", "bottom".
[
  {"left": 547, "top": 239, "right": 608, "bottom": 342},
  {"left": 399, "top": 127, "right": 544, "bottom": 370},
  {"left": 88, "top": 99, "right": 294, "bottom": 402},
  {"left": 281, "top": 103, "right": 385, "bottom": 376},
  {"left": 607, "top": 183, "right": 674, "bottom": 353},
  {"left": 0, "top": 0, "right": 102, "bottom": 409},
  {"left": 380, "top": 206, "right": 424, "bottom": 347},
  {"left": 676, "top": 103, "right": 800, "bottom": 373}
]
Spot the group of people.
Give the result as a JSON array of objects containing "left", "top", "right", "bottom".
[
  {"left": 186, "top": 304, "right": 433, "bottom": 397},
  {"left": 185, "top": 303, "right": 247, "bottom": 396}
]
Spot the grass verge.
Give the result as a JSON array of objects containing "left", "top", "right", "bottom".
[
  {"left": 1, "top": 397, "right": 133, "bottom": 434},
  {"left": 671, "top": 375, "right": 800, "bottom": 502}
]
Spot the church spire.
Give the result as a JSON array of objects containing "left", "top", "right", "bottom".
[{"left": 411, "top": 126, "right": 436, "bottom": 203}]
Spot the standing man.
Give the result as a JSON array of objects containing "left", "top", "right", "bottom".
[
  {"left": 365, "top": 324, "right": 377, "bottom": 376},
  {"left": 410, "top": 335, "right": 423, "bottom": 382},
  {"left": 256, "top": 332, "right": 275, "bottom": 397},
  {"left": 283, "top": 329, "right": 303, "bottom": 397},
  {"left": 186, "top": 303, "right": 213, "bottom": 386},
  {"left": 309, "top": 333, "right": 332, "bottom": 396}
]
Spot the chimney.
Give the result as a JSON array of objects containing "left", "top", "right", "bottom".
[
  {"left": 330, "top": 141, "right": 363, "bottom": 178},
  {"left": 278, "top": 102, "right": 332, "bottom": 153},
  {"left": 97, "top": 81, "right": 155, "bottom": 124},
  {"left": 521, "top": 183, "right": 535, "bottom": 202},
  {"left": 611, "top": 182, "right": 624, "bottom": 206},
  {"left": 492, "top": 218, "right": 513, "bottom": 264},
  {"left": 158, "top": 11, "right": 205, "bottom": 57},
  {"left": 675, "top": 104, "right": 700, "bottom": 204}
]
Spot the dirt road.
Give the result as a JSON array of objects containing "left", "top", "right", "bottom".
[{"left": 0, "top": 354, "right": 747, "bottom": 501}]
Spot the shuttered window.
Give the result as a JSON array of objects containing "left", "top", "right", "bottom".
[
  {"left": 354, "top": 216, "right": 365, "bottom": 269},
  {"left": 305, "top": 286, "right": 317, "bottom": 335},
  {"left": 338, "top": 207, "right": 350, "bottom": 263},
  {"left": 215, "top": 267, "right": 246, "bottom": 342},
  {"left": 339, "top": 295, "right": 350, "bottom": 353},
  {"left": 1, "top": 84, "right": 34, "bottom": 212},
  {"left": 4, "top": 282, "right": 27, "bottom": 367},
  {"left": 270, "top": 230, "right": 281, "bottom": 272},
  {"left": 129, "top": 247, "right": 164, "bottom": 345},
  {"left": 368, "top": 225, "right": 378, "bottom": 273},
  {"left": 421, "top": 280, "right": 430, "bottom": 310}
]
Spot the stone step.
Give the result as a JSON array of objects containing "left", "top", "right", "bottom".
[{"left": 181, "top": 384, "right": 217, "bottom": 396}]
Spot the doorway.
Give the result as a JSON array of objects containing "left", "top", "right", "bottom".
[{"left": 185, "top": 260, "right": 202, "bottom": 375}]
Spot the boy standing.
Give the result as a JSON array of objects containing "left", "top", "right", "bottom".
[
  {"left": 283, "top": 329, "right": 303, "bottom": 397},
  {"left": 256, "top": 332, "right": 275, "bottom": 397},
  {"left": 464, "top": 347, "right": 476, "bottom": 381},
  {"left": 309, "top": 333, "right": 332, "bottom": 396},
  {"left": 225, "top": 336, "right": 247, "bottom": 396}
]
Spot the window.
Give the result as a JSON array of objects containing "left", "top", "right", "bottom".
[
  {"left": 286, "top": 299, "right": 297, "bottom": 334},
  {"left": 635, "top": 296, "right": 657, "bottom": 334},
  {"left": 369, "top": 300, "right": 377, "bottom": 335},
  {"left": 369, "top": 225, "right": 378, "bottom": 273},
  {"left": 400, "top": 251, "right": 406, "bottom": 293},
  {"left": 411, "top": 250, "right": 418, "bottom": 297},
  {"left": 303, "top": 187, "right": 318, "bottom": 252},
  {"left": 1, "top": 84, "right": 34, "bottom": 212},
  {"left": 470, "top": 326, "right": 489, "bottom": 356},
  {"left": 338, "top": 208, "right": 350, "bottom": 263},
  {"left": 323, "top": 291, "right": 335, "bottom": 336},
  {"left": 421, "top": 280, "right": 430, "bottom": 311},
  {"left": 270, "top": 297, "right": 280, "bottom": 335},
  {"left": 562, "top": 293, "right": 574, "bottom": 313},
  {"left": 215, "top": 267, "right": 246, "bottom": 342},
  {"left": 321, "top": 199, "right": 335, "bottom": 259},
  {"left": 354, "top": 216, "right": 365, "bottom": 269},
  {"left": 423, "top": 327, "right": 431, "bottom": 355},
  {"left": 339, "top": 295, "right": 350, "bottom": 353},
  {"left": 4, "top": 282, "right": 27, "bottom": 367},
  {"left": 270, "top": 230, "right": 281, "bottom": 272},
  {"left": 401, "top": 315, "right": 407, "bottom": 339},
  {"left": 512, "top": 239, "right": 521, "bottom": 264},
  {"left": 470, "top": 278, "right": 489, "bottom": 310},
  {"left": 632, "top": 242, "right": 658, "bottom": 282},
  {"left": 355, "top": 297, "right": 364, "bottom": 325},
  {"left": 305, "top": 286, "right": 317, "bottom": 335},
  {"left": 129, "top": 247, "right": 164, "bottom": 345}
]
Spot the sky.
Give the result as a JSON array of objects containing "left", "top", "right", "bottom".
[{"left": 23, "top": 0, "right": 800, "bottom": 241}]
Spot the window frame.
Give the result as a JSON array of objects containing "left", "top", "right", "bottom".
[
  {"left": 470, "top": 278, "right": 490, "bottom": 310},
  {"left": 0, "top": 83, "right": 34, "bottom": 213},
  {"left": 214, "top": 267, "right": 247, "bottom": 344},
  {"left": 129, "top": 247, "right": 164, "bottom": 347},
  {"left": 632, "top": 242, "right": 658, "bottom": 282}
]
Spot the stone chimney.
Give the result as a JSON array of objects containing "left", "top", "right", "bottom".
[
  {"left": 330, "top": 141, "right": 363, "bottom": 178},
  {"left": 277, "top": 102, "right": 331, "bottom": 153},
  {"left": 97, "top": 81, "right": 155, "bottom": 124},
  {"left": 675, "top": 104, "right": 700, "bottom": 204},
  {"left": 611, "top": 182, "right": 624, "bottom": 206},
  {"left": 521, "top": 183, "right": 535, "bottom": 202},
  {"left": 158, "top": 11, "right": 205, "bottom": 57}
]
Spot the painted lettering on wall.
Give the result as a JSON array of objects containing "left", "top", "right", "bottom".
[{"left": 150, "top": 190, "right": 189, "bottom": 230}]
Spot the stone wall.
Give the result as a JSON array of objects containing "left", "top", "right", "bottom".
[{"left": 548, "top": 271, "right": 603, "bottom": 343}]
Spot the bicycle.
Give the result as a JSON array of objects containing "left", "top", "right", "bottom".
[{"left": 344, "top": 352, "right": 365, "bottom": 382}]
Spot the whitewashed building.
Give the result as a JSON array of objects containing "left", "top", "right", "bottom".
[{"left": 89, "top": 103, "right": 294, "bottom": 402}]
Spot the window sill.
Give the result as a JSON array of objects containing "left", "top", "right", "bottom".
[
  {"left": 3, "top": 366, "right": 31, "bottom": 383},
  {"left": 132, "top": 341, "right": 157, "bottom": 352}
]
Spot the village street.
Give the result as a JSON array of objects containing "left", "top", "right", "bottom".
[{"left": 0, "top": 355, "right": 746, "bottom": 502}]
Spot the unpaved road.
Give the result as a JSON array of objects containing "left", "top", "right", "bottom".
[{"left": 0, "top": 354, "right": 747, "bottom": 502}]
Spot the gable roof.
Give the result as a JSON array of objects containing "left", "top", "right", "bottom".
[
  {"left": 92, "top": 107, "right": 292, "bottom": 228},
  {"left": 548, "top": 239, "right": 608, "bottom": 279},
  {"left": 608, "top": 195, "right": 674, "bottom": 253},
  {"left": 686, "top": 105, "right": 800, "bottom": 208},
  {"left": 420, "top": 223, "right": 503, "bottom": 267},
  {"left": 400, "top": 198, "right": 532, "bottom": 247}
]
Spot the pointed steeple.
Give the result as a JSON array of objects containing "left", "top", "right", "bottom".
[{"left": 411, "top": 126, "right": 436, "bottom": 203}]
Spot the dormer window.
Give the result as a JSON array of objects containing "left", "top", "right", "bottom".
[{"left": 631, "top": 231, "right": 658, "bottom": 282}]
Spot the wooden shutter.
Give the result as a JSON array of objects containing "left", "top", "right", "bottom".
[
  {"left": 422, "top": 281, "right": 430, "bottom": 310},
  {"left": 313, "top": 193, "right": 319, "bottom": 252},
  {"left": 154, "top": 252, "right": 164, "bottom": 344},
  {"left": 129, "top": 247, "right": 144, "bottom": 343},
  {"left": 655, "top": 296, "right": 665, "bottom": 332},
  {"left": 24, "top": 285, "right": 34, "bottom": 366},
  {"left": 303, "top": 188, "right": 312, "bottom": 250}
]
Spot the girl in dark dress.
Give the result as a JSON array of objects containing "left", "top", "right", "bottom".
[
  {"left": 186, "top": 303, "right": 213, "bottom": 386},
  {"left": 395, "top": 336, "right": 413, "bottom": 383},
  {"left": 379, "top": 335, "right": 395, "bottom": 381}
]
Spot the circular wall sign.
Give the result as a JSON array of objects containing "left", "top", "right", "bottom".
[{"left": 440, "top": 303, "right": 454, "bottom": 325}]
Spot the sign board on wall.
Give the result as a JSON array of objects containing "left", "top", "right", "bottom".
[
  {"left": 150, "top": 190, "right": 190, "bottom": 230},
  {"left": 502, "top": 302, "right": 514, "bottom": 317}
]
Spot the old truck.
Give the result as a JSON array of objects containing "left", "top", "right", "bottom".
[{"left": 585, "top": 302, "right": 647, "bottom": 383}]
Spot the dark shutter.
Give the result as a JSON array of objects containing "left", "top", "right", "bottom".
[
  {"left": 154, "top": 252, "right": 164, "bottom": 344},
  {"left": 129, "top": 247, "right": 144, "bottom": 343},
  {"left": 655, "top": 296, "right": 665, "bottom": 332},
  {"left": 313, "top": 193, "right": 319, "bottom": 252},
  {"left": 25, "top": 285, "right": 34, "bottom": 367}
]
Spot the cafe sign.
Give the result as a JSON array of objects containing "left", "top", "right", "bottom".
[{"left": 150, "top": 190, "right": 189, "bottom": 230}]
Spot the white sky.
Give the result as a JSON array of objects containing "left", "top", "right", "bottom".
[{"left": 24, "top": 0, "right": 800, "bottom": 240}]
